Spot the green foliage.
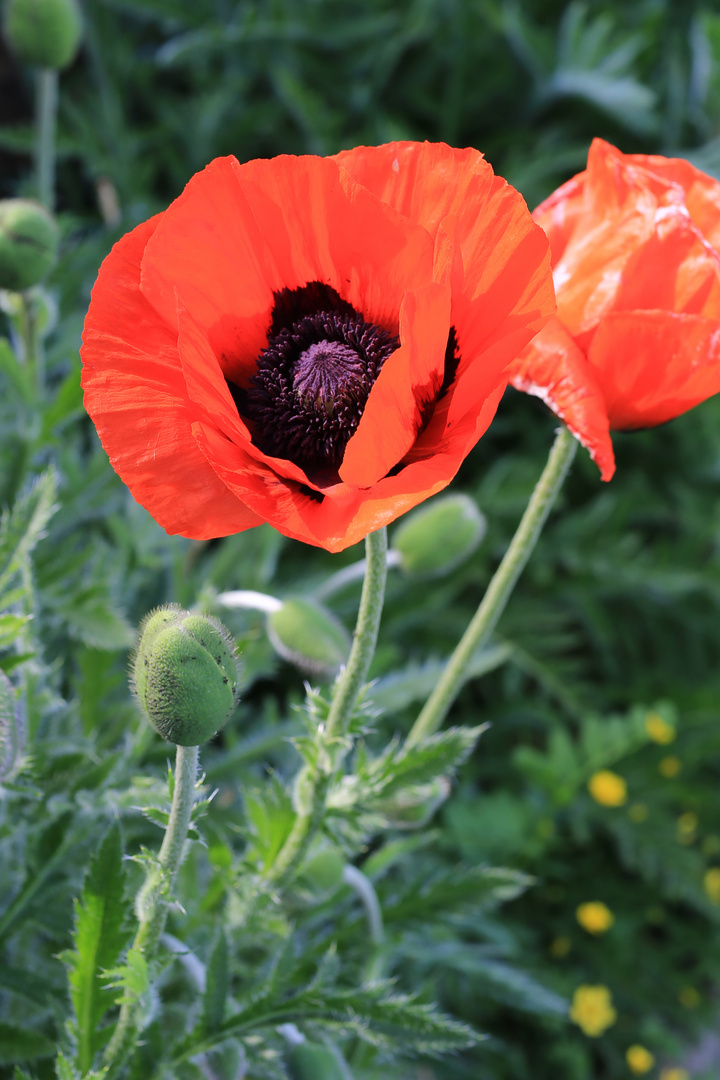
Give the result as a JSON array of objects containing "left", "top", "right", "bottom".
[
  {"left": 3, "top": 2, "right": 720, "bottom": 1079},
  {"left": 62, "top": 826, "right": 131, "bottom": 1075}
]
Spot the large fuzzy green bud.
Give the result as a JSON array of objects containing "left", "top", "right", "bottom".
[
  {"left": 4, "top": 0, "right": 83, "bottom": 70},
  {"left": 267, "top": 597, "right": 350, "bottom": 679},
  {"left": 392, "top": 493, "right": 486, "bottom": 577},
  {"left": 0, "top": 199, "right": 59, "bottom": 292},
  {"left": 132, "top": 605, "right": 239, "bottom": 747}
]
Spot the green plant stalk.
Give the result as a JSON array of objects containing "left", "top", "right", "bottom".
[
  {"left": 36, "top": 69, "right": 58, "bottom": 211},
  {"left": 19, "top": 292, "right": 45, "bottom": 395},
  {"left": 268, "top": 526, "right": 388, "bottom": 884},
  {"left": 103, "top": 743, "right": 199, "bottom": 1078},
  {"left": 406, "top": 425, "right": 578, "bottom": 748}
]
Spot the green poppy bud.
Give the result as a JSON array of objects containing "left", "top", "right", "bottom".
[
  {"left": 0, "top": 199, "right": 59, "bottom": 293},
  {"left": 132, "top": 605, "right": 239, "bottom": 747},
  {"left": 0, "top": 671, "right": 22, "bottom": 782},
  {"left": 4, "top": 0, "right": 83, "bottom": 70},
  {"left": 294, "top": 845, "right": 346, "bottom": 901},
  {"left": 391, "top": 493, "right": 486, "bottom": 577},
  {"left": 377, "top": 777, "right": 451, "bottom": 829},
  {"left": 267, "top": 597, "right": 350, "bottom": 679},
  {"left": 282, "top": 1034, "right": 350, "bottom": 1080}
]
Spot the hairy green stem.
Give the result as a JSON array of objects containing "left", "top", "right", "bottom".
[
  {"left": 103, "top": 743, "right": 198, "bottom": 1078},
  {"left": 268, "top": 527, "right": 388, "bottom": 885},
  {"left": 36, "top": 69, "right": 58, "bottom": 211},
  {"left": 406, "top": 425, "right": 578, "bottom": 748}
]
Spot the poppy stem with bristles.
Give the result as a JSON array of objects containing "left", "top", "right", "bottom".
[
  {"left": 405, "top": 424, "right": 578, "bottom": 748},
  {"left": 103, "top": 743, "right": 199, "bottom": 1079},
  {"left": 268, "top": 526, "right": 388, "bottom": 885}
]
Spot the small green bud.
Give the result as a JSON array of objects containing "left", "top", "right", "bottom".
[
  {"left": 286, "top": 1040, "right": 349, "bottom": 1080},
  {"left": 377, "top": 777, "right": 451, "bottom": 829},
  {"left": 294, "top": 844, "right": 346, "bottom": 901},
  {"left": 392, "top": 493, "right": 486, "bottom": 577},
  {"left": 267, "top": 597, "right": 350, "bottom": 679},
  {"left": 0, "top": 671, "right": 22, "bottom": 782},
  {"left": 4, "top": 0, "right": 83, "bottom": 70},
  {"left": 132, "top": 605, "right": 239, "bottom": 747},
  {"left": 0, "top": 199, "right": 59, "bottom": 292}
]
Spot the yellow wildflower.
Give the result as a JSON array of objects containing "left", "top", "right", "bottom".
[
  {"left": 679, "top": 986, "right": 700, "bottom": 1009},
  {"left": 659, "top": 1070, "right": 690, "bottom": 1080},
  {"left": 569, "top": 985, "right": 617, "bottom": 1037},
  {"left": 659, "top": 756, "right": 682, "bottom": 778},
  {"left": 626, "top": 1045, "right": 655, "bottom": 1074},
  {"left": 677, "top": 812, "right": 698, "bottom": 844},
  {"left": 628, "top": 803, "right": 648, "bottom": 823},
  {"left": 550, "top": 935, "right": 571, "bottom": 958},
  {"left": 576, "top": 901, "right": 615, "bottom": 935},
  {"left": 645, "top": 710, "right": 676, "bottom": 744},
  {"left": 704, "top": 867, "right": 720, "bottom": 904},
  {"left": 588, "top": 770, "right": 627, "bottom": 807}
]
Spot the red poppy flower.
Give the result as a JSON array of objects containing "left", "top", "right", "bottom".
[
  {"left": 508, "top": 138, "right": 720, "bottom": 480},
  {"left": 81, "top": 142, "right": 554, "bottom": 551}
]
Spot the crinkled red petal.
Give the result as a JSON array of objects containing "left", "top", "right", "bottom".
[
  {"left": 588, "top": 309, "right": 720, "bottom": 430},
  {"left": 80, "top": 217, "right": 263, "bottom": 538},
  {"left": 508, "top": 317, "right": 615, "bottom": 481}
]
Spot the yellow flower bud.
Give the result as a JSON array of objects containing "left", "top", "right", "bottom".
[
  {"left": 569, "top": 985, "right": 617, "bottom": 1037},
  {"left": 626, "top": 1045, "right": 655, "bottom": 1074},
  {"left": 576, "top": 901, "right": 614, "bottom": 935},
  {"left": 644, "top": 710, "right": 676, "bottom": 743},
  {"left": 588, "top": 770, "right": 627, "bottom": 807},
  {"left": 704, "top": 867, "right": 720, "bottom": 904}
]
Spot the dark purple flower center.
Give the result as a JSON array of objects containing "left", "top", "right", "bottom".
[{"left": 241, "top": 283, "right": 399, "bottom": 479}]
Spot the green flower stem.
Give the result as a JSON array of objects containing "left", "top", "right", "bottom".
[
  {"left": 405, "top": 425, "right": 578, "bottom": 748},
  {"left": 36, "top": 69, "right": 58, "bottom": 211},
  {"left": 19, "top": 292, "right": 44, "bottom": 395},
  {"left": 268, "top": 526, "right": 388, "bottom": 885},
  {"left": 103, "top": 743, "right": 199, "bottom": 1078}
]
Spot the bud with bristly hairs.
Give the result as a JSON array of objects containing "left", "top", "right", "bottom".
[{"left": 132, "top": 605, "right": 240, "bottom": 747}]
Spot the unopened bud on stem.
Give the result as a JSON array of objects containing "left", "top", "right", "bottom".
[
  {"left": 0, "top": 199, "right": 58, "bottom": 292},
  {"left": 392, "top": 493, "right": 486, "bottom": 577},
  {"left": 4, "top": 0, "right": 83, "bottom": 70},
  {"left": 132, "top": 605, "right": 240, "bottom": 746}
]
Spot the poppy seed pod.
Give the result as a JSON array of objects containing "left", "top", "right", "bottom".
[
  {"left": 132, "top": 605, "right": 239, "bottom": 746},
  {"left": 267, "top": 597, "right": 350, "bottom": 679},
  {"left": 391, "top": 493, "right": 486, "bottom": 576},
  {"left": 0, "top": 199, "right": 59, "bottom": 293},
  {"left": 4, "top": 0, "right": 83, "bottom": 70}
]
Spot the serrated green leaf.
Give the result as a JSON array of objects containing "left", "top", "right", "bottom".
[
  {"left": 0, "top": 1022, "right": 55, "bottom": 1063},
  {"left": 64, "top": 825, "right": 131, "bottom": 1074},
  {"left": 369, "top": 645, "right": 512, "bottom": 713},
  {"left": 201, "top": 927, "right": 229, "bottom": 1035},
  {"left": 0, "top": 468, "right": 58, "bottom": 602}
]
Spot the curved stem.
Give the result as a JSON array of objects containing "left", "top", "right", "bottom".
[
  {"left": 36, "top": 69, "right": 58, "bottom": 211},
  {"left": 103, "top": 743, "right": 198, "bottom": 1078},
  {"left": 406, "top": 425, "right": 577, "bottom": 748},
  {"left": 268, "top": 527, "right": 388, "bottom": 885}
]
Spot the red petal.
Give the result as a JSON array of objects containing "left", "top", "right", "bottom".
[
  {"left": 588, "top": 310, "right": 720, "bottom": 430},
  {"left": 508, "top": 317, "right": 615, "bottom": 481},
  {"left": 339, "top": 282, "right": 451, "bottom": 487},
  {"left": 140, "top": 155, "right": 434, "bottom": 387},
  {"left": 625, "top": 151, "right": 720, "bottom": 251},
  {"left": 81, "top": 218, "right": 262, "bottom": 538}
]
